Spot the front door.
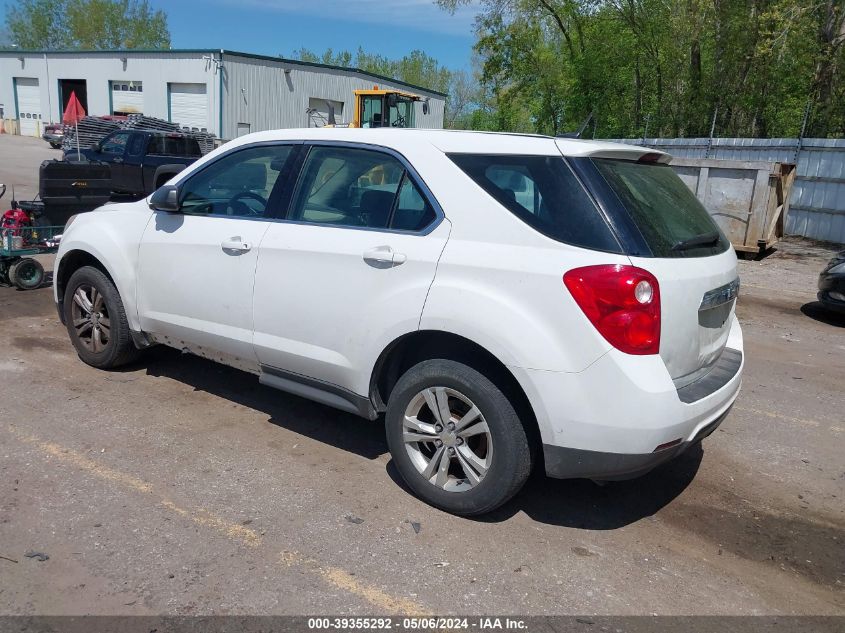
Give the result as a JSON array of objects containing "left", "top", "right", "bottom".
[
  {"left": 137, "top": 143, "right": 298, "bottom": 367},
  {"left": 253, "top": 144, "right": 450, "bottom": 395},
  {"left": 111, "top": 132, "right": 146, "bottom": 194}
]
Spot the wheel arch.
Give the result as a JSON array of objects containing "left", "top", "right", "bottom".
[
  {"left": 55, "top": 249, "right": 117, "bottom": 324},
  {"left": 369, "top": 330, "right": 542, "bottom": 455}
]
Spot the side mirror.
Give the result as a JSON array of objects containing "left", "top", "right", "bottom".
[
  {"left": 149, "top": 185, "right": 181, "bottom": 212},
  {"left": 422, "top": 98, "right": 430, "bottom": 115},
  {"left": 387, "top": 93, "right": 398, "bottom": 108}
]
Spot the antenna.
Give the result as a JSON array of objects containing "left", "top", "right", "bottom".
[{"left": 556, "top": 111, "right": 594, "bottom": 139}]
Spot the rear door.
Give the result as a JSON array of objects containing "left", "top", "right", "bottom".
[
  {"left": 252, "top": 143, "right": 450, "bottom": 395},
  {"left": 581, "top": 154, "right": 739, "bottom": 387}
]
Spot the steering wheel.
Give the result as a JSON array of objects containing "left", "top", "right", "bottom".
[
  {"left": 227, "top": 191, "right": 267, "bottom": 216},
  {"left": 391, "top": 114, "right": 407, "bottom": 128}
]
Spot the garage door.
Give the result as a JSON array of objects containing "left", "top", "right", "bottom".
[
  {"left": 169, "top": 83, "right": 208, "bottom": 131},
  {"left": 111, "top": 80, "right": 144, "bottom": 115},
  {"left": 15, "top": 78, "right": 41, "bottom": 137}
]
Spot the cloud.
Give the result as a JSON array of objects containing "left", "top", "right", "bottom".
[{"left": 217, "top": 0, "right": 478, "bottom": 36}]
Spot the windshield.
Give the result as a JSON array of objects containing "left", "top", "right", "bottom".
[{"left": 593, "top": 159, "right": 730, "bottom": 258}]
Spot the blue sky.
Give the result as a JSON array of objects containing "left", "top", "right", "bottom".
[
  {"left": 162, "top": 0, "right": 479, "bottom": 69},
  {"left": 0, "top": 0, "right": 479, "bottom": 70}
]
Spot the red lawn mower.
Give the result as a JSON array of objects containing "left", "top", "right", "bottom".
[{"left": 0, "top": 184, "right": 63, "bottom": 290}]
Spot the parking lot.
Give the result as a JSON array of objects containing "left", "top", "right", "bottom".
[{"left": 0, "top": 133, "right": 843, "bottom": 616}]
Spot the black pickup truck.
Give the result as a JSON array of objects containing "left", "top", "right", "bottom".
[{"left": 65, "top": 129, "right": 202, "bottom": 196}]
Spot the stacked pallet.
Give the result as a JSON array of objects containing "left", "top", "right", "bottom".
[
  {"left": 62, "top": 114, "right": 216, "bottom": 154},
  {"left": 61, "top": 116, "right": 124, "bottom": 152}
]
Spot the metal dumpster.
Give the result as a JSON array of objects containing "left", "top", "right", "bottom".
[{"left": 669, "top": 157, "right": 796, "bottom": 255}]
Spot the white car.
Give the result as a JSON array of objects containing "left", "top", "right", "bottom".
[{"left": 54, "top": 128, "right": 743, "bottom": 515}]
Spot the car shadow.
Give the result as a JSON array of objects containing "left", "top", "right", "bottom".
[
  {"left": 385, "top": 443, "right": 702, "bottom": 529},
  {"left": 141, "top": 346, "right": 700, "bottom": 529},
  {"left": 141, "top": 346, "right": 388, "bottom": 460},
  {"left": 800, "top": 301, "right": 845, "bottom": 327}
]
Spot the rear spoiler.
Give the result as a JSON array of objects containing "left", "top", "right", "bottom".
[{"left": 555, "top": 139, "right": 672, "bottom": 164}]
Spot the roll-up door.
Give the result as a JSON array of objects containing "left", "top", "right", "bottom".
[
  {"left": 15, "top": 78, "right": 41, "bottom": 136},
  {"left": 111, "top": 81, "right": 144, "bottom": 114},
  {"left": 169, "top": 83, "right": 208, "bottom": 131}
]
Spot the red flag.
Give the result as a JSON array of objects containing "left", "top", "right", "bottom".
[{"left": 62, "top": 91, "right": 86, "bottom": 125}]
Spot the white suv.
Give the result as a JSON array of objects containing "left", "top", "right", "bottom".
[{"left": 54, "top": 128, "right": 743, "bottom": 515}]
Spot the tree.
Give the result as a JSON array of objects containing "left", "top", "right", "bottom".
[
  {"left": 439, "top": 0, "right": 845, "bottom": 138},
  {"left": 5, "top": 0, "right": 170, "bottom": 50}
]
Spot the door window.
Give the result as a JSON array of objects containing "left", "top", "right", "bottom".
[
  {"left": 178, "top": 145, "right": 294, "bottom": 218},
  {"left": 290, "top": 146, "right": 435, "bottom": 231},
  {"left": 360, "top": 96, "right": 383, "bottom": 128},
  {"left": 127, "top": 134, "right": 145, "bottom": 156},
  {"left": 100, "top": 132, "right": 130, "bottom": 155}
]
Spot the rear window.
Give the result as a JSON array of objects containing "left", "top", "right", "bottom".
[
  {"left": 148, "top": 135, "right": 202, "bottom": 157},
  {"left": 592, "top": 159, "right": 730, "bottom": 257},
  {"left": 448, "top": 154, "right": 622, "bottom": 253}
]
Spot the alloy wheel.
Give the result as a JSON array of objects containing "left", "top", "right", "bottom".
[
  {"left": 70, "top": 284, "right": 111, "bottom": 352},
  {"left": 403, "top": 387, "right": 493, "bottom": 492}
]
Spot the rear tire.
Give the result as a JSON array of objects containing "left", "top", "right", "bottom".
[
  {"left": 9, "top": 258, "right": 45, "bottom": 290},
  {"left": 385, "top": 359, "right": 533, "bottom": 516},
  {"left": 63, "top": 266, "right": 140, "bottom": 368}
]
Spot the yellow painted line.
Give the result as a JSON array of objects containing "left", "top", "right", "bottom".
[
  {"left": 279, "top": 551, "right": 431, "bottom": 616},
  {"left": 7, "top": 425, "right": 261, "bottom": 547},
  {"left": 6, "top": 425, "right": 428, "bottom": 614},
  {"left": 734, "top": 406, "right": 841, "bottom": 434}
]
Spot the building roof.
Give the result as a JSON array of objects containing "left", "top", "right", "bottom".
[{"left": 0, "top": 48, "right": 448, "bottom": 98}]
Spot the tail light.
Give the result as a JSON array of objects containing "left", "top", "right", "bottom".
[{"left": 563, "top": 265, "right": 660, "bottom": 355}]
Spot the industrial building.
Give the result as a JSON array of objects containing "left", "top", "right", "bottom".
[{"left": 0, "top": 49, "right": 446, "bottom": 140}]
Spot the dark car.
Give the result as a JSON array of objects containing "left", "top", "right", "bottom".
[
  {"left": 818, "top": 250, "right": 845, "bottom": 313},
  {"left": 42, "top": 123, "right": 64, "bottom": 149}
]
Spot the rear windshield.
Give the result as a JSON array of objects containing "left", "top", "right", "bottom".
[
  {"left": 592, "top": 159, "right": 730, "bottom": 257},
  {"left": 148, "top": 135, "right": 202, "bottom": 157},
  {"left": 448, "top": 154, "right": 622, "bottom": 253}
]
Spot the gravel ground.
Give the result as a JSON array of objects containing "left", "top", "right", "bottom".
[{"left": 0, "top": 134, "right": 842, "bottom": 617}]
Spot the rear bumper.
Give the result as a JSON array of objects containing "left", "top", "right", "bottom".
[
  {"left": 516, "top": 314, "right": 744, "bottom": 480},
  {"left": 543, "top": 404, "right": 731, "bottom": 480}
]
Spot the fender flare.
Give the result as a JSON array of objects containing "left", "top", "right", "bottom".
[{"left": 151, "top": 164, "right": 188, "bottom": 191}]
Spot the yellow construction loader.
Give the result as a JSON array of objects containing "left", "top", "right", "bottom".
[{"left": 323, "top": 87, "right": 430, "bottom": 128}]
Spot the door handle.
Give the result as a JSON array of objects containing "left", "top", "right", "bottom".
[
  {"left": 221, "top": 236, "right": 251, "bottom": 252},
  {"left": 112, "top": 157, "right": 123, "bottom": 163},
  {"left": 363, "top": 246, "right": 406, "bottom": 267}
]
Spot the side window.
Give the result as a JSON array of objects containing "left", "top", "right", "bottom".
[
  {"left": 128, "top": 134, "right": 145, "bottom": 156},
  {"left": 392, "top": 176, "right": 436, "bottom": 231},
  {"left": 100, "top": 132, "right": 130, "bottom": 155},
  {"left": 449, "top": 153, "right": 621, "bottom": 252},
  {"left": 485, "top": 165, "right": 538, "bottom": 215},
  {"left": 291, "top": 146, "right": 404, "bottom": 229},
  {"left": 179, "top": 145, "right": 294, "bottom": 218}
]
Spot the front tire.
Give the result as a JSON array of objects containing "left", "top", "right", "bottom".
[
  {"left": 63, "top": 266, "right": 140, "bottom": 368},
  {"left": 385, "top": 359, "right": 533, "bottom": 516}
]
